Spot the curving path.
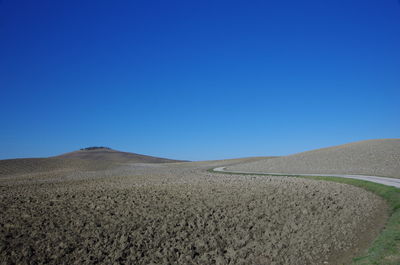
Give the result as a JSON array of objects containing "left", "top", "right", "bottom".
[{"left": 213, "top": 167, "right": 400, "bottom": 188}]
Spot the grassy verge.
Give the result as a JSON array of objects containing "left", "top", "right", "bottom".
[{"left": 209, "top": 168, "right": 400, "bottom": 265}]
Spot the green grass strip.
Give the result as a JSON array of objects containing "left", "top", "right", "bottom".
[{"left": 209, "top": 168, "right": 400, "bottom": 265}]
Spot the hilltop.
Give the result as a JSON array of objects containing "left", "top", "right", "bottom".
[
  {"left": 0, "top": 147, "right": 184, "bottom": 176},
  {"left": 57, "top": 147, "right": 184, "bottom": 163}
]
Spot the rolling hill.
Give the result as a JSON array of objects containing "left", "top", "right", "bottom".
[
  {"left": 56, "top": 147, "right": 184, "bottom": 163},
  {"left": 227, "top": 139, "right": 400, "bottom": 178},
  {"left": 0, "top": 147, "right": 184, "bottom": 176}
]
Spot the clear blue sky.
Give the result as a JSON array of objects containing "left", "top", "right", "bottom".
[{"left": 1, "top": 0, "right": 399, "bottom": 161}]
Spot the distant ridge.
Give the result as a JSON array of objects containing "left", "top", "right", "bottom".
[
  {"left": 228, "top": 139, "right": 400, "bottom": 178},
  {"left": 0, "top": 147, "right": 186, "bottom": 176},
  {"left": 56, "top": 147, "right": 185, "bottom": 164}
]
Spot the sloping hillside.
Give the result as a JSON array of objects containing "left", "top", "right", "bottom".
[
  {"left": 0, "top": 147, "right": 185, "bottom": 176},
  {"left": 0, "top": 158, "right": 114, "bottom": 176},
  {"left": 228, "top": 139, "right": 400, "bottom": 178},
  {"left": 57, "top": 147, "right": 184, "bottom": 163}
]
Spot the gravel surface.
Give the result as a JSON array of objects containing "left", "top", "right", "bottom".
[
  {"left": 0, "top": 161, "right": 387, "bottom": 265},
  {"left": 227, "top": 139, "right": 400, "bottom": 178}
]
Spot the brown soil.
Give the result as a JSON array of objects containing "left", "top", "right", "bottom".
[
  {"left": 0, "top": 158, "right": 115, "bottom": 177},
  {"left": 0, "top": 147, "right": 186, "bottom": 177},
  {"left": 57, "top": 147, "right": 185, "bottom": 163},
  {"left": 228, "top": 139, "right": 400, "bottom": 178},
  {"left": 0, "top": 161, "right": 388, "bottom": 265}
]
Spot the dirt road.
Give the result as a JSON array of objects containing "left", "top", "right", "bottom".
[{"left": 214, "top": 167, "right": 400, "bottom": 188}]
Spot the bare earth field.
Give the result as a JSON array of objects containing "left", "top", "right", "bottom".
[
  {"left": 0, "top": 161, "right": 387, "bottom": 265},
  {"left": 0, "top": 158, "right": 115, "bottom": 177},
  {"left": 227, "top": 139, "right": 400, "bottom": 178},
  {"left": 0, "top": 148, "right": 184, "bottom": 178},
  {"left": 57, "top": 147, "right": 185, "bottom": 163}
]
